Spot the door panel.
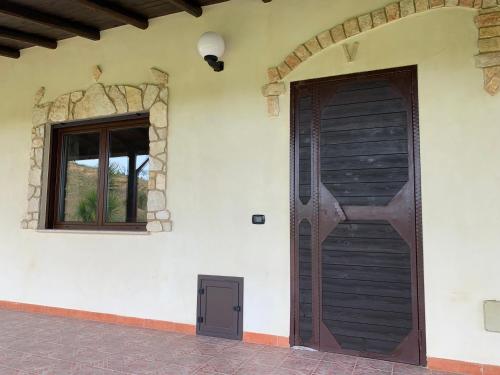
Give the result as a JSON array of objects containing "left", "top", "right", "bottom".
[
  {"left": 197, "top": 275, "right": 243, "bottom": 340},
  {"left": 291, "top": 66, "right": 425, "bottom": 365}
]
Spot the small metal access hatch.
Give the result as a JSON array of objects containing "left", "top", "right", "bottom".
[{"left": 196, "top": 275, "right": 243, "bottom": 340}]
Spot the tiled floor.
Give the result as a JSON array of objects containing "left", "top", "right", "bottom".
[{"left": 0, "top": 309, "right": 462, "bottom": 375}]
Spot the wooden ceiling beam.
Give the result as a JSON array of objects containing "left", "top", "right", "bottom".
[
  {"left": 0, "top": 1, "right": 100, "bottom": 41},
  {"left": 0, "top": 26, "right": 57, "bottom": 49},
  {"left": 75, "top": 0, "right": 149, "bottom": 30},
  {"left": 0, "top": 44, "right": 20, "bottom": 59},
  {"left": 166, "top": 0, "right": 203, "bottom": 18}
]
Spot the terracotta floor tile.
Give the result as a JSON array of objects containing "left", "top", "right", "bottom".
[
  {"left": 313, "top": 360, "right": 355, "bottom": 375},
  {"left": 394, "top": 363, "right": 432, "bottom": 374},
  {"left": 0, "top": 336, "right": 17, "bottom": 350},
  {"left": 245, "top": 351, "right": 289, "bottom": 367},
  {"left": 0, "top": 349, "right": 27, "bottom": 368},
  {"left": 168, "top": 353, "right": 214, "bottom": 371},
  {"left": 199, "top": 357, "right": 245, "bottom": 374},
  {"left": 352, "top": 366, "right": 391, "bottom": 375},
  {"left": 0, "top": 309, "right": 473, "bottom": 375},
  {"left": 235, "top": 363, "right": 276, "bottom": 375},
  {"left": 0, "top": 365, "right": 31, "bottom": 375},
  {"left": 289, "top": 349, "right": 325, "bottom": 361},
  {"left": 321, "top": 352, "right": 358, "bottom": 366},
  {"left": 279, "top": 356, "right": 320, "bottom": 374},
  {"left": 355, "top": 357, "right": 394, "bottom": 372},
  {"left": 9, "top": 354, "right": 57, "bottom": 373}
]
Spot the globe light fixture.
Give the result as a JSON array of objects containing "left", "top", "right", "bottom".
[{"left": 197, "top": 32, "right": 225, "bottom": 72}]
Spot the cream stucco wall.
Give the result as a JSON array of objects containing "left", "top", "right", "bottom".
[{"left": 0, "top": 0, "right": 499, "bottom": 367}]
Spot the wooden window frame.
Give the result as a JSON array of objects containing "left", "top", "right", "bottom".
[{"left": 46, "top": 116, "right": 150, "bottom": 231}]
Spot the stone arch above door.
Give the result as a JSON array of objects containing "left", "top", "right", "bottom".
[{"left": 262, "top": 0, "right": 500, "bottom": 117}]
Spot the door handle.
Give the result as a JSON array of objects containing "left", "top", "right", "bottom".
[{"left": 233, "top": 306, "right": 241, "bottom": 312}]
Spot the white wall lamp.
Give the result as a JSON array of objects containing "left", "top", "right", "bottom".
[{"left": 197, "top": 32, "right": 225, "bottom": 72}]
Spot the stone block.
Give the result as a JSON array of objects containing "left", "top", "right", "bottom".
[
  {"left": 92, "top": 65, "right": 102, "bottom": 81},
  {"left": 124, "top": 86, "right": 142, "bottom": 112},
  {"left": 479, "top": 25, "right": 500, "bottom": 38},
  {"left": 344, "top": 18, "right": 360, "bottom": 37},
  {"left": 330, "top": 25, "right": 347, "bottom": 42},
  {"left": 156, "top": 210, "right": 170, "bottom": 220},
  {"left": 482, "top": 0, "right": 498, "bottom": 7},
  {"left": 476, "top": 11, "right": 500, "bottom": 27},
  {"left": 400, "top": 0, "right": 416, "bottom": 16},
  {"left": 150, "top": 102, "right": 168, "bottom": 128},
  {"left": 156, "top": 174, "right": 166, "bottom": 191},
  {"left": 32, "top": 103, "right": 51, "bottom": 126},
  {"left": 34, "top": 87, "right": 45, "bottom": 105},
  {"left": 277, "top": 62, "right": 292, "bottom": 78},
  {"left": 74, "top": 84, "right": 116, "bottom": 120},
  {"left": 70, "top": 91, "right": 84, "bottom": 103},
  {"left": 27, "top": 197, "right": 40, "bottom": 213},
  {"left": 304, "top": 37, "right": 322, "bottom": 54},
  {"left": 149, "top": 126, "right": 158, "bottom": 142},
  {"left": 484, "top": 66, "right": 500, "bottom": 94},
  {"left": 32, "top": 137, "right": 43, "bottom": 148},
  {"left": 49, "top": 94, "right": 70, "bottom": 122},
  {"left": 156, "top": 128, "right": 167, "bottom": 140},
  {"left": 386, "top": 3, "right": 401, "bottom": 21},
  {"left": 146, "top": 220, "right": 163, "bottom": 232},
  {"left": 34, "top": 148, "right": 43, "bottom": 167},
  {"left": 29, "top": 167, "right": 41, "bottom": 186},
  {"left": 317, "top": 30, "right": 333, "bottom": 48},
  {"left": 267, "top": 96, "right": 280, "bottom": 117},
  {"left": 372, "top": 8, "right": 388, "bottom": 26},
  {"left": 267, "top": 67, "right": 281, "bottom": 83},
  {"left": 262, "top": 82, "right": 286, "bottom": 97},
  {"left": 143, "top": 85, "right": 160, "bottom": 109},
  {"left": 148, "top": 191, "right": 165, "bottom": 212},
  {"left": 151, "top": 68, "right": 169, "bottom": 86},
  {"left": 294, "top": 45, "right": 311, "bottom": 61},
  {"left": 149, "top": 157, "right": 164, "bottom": 172},
  {"left": 475, "top": 51, "right": 500, "bottom": 67},
  {"left": 108, "top": 86, "right": 127, "bottom": 113},
  {"left": 358, "top": 14, "right": 373, "bottom": 31},
  {"left": 159, "top": 88, "right": 168, "bottom": 103},
  {"left": 285, "top": 53, "right": 301, "bottom": 70},
  {"left": 27, "top": 220, "right": 38, "bottom": 230},
  {"left": 150, "top": 140, "right": 166, "bottom": 156},
  {"left": 430, "top": 0, "right": 445, "bottom": 7},
  {"left": 459, "top": 0, "right": 475, "bottom": 6},
  {"left": 161, "top": 221, "right": 172, "bottom": 232},
  {"left": 415, "top": 0, "right": 430, "bottom": 11},
  {"left": 479, "top": 36, "right": 500, "bottom": 52}
]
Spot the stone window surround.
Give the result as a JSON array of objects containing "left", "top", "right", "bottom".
[{"left": 21, "top": 69, "right": 172, "bottom": 233}]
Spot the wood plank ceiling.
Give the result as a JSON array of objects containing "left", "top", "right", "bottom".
[{"left": 0, "top": 0, "right": 272, "bottom": 60}]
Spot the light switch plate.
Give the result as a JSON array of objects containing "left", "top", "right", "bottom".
[{"left": 484, "top": 300, "right": 500, "bottom": 333}]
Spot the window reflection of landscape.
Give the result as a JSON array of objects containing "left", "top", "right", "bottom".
[{"left": 49, "top": 117, "right": 150, "bottom": 231}]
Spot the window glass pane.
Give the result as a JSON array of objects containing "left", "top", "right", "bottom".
[
  {"left": 60, "top": 132, "right": 100, "bottom": 223},
  {"left": 106, "top": 127, "right": 149, "bottom": 223}
]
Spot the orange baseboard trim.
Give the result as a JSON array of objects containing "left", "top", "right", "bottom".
[
  {"left": 428, "top": 357, "right": 500, "bottom": 375},
  {"left": 0, "top": 300, "right": 196, "bottom": 335},
  {"left": 0, "top": 300, "right": 289, "bottom": 347},
  {"left": 243, "top": 332, "right": 290, "bottom": 347}
]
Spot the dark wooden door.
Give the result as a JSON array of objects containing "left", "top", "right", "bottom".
[
  {"left": 291, "top": 66, "right": 425, "bottom": 365},
  {"left": 197, "top": 275, "right": 244, "bottom": 340}
]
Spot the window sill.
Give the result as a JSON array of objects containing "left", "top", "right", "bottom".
[{"left": 36, "top": 229, "right": 150, "bottom": 236}]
